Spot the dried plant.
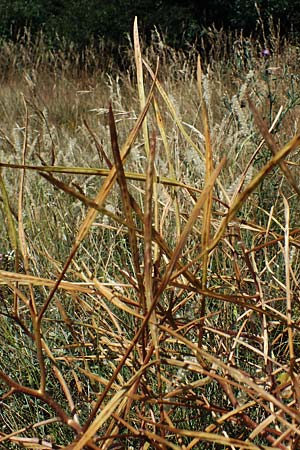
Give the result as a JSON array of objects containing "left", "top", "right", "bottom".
[{"left": 1, "top": 19, "right": 300, "bottom": 450}]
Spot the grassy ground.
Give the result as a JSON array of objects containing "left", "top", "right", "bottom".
[{"left": 1, "top": 22, "right": 300, "bottom": 449}]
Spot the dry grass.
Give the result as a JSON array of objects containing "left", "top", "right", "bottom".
[{"left": 1, "top": 21, "right": 300, "bottom": 449}]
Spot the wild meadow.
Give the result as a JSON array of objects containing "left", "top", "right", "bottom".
[{"left": 1, "top": 20, "right": 300, "bottom": 449}]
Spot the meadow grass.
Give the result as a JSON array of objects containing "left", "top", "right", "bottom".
[{"left": 1, "top": 22, "right": 300, "bottom": 449}]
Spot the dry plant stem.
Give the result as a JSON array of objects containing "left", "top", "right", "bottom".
[
  {"left": 246, "top": 227, "right": 300, "bottom": 254},
  {"left": 134, "top": 18, "right": 160, "bottom": 262},
  {"left": 205, "top": 132, "right": 300, "bottom": 255},
  {"left": 118, "top": 185, "right": 214, "bottom": 312},
  {"left": 250, "top": 246, "right": 270, "bottom": 365},
  {"left": 197, "top": 56, "right": 213, "bottom": 352},
  {"left": 125, "top": 192, "right": 214, "bottom": 309},
  {"left": 0, "top": 371, "right": 81, "bottom": 434},
  {"left": 143, "top": 57, "right": 228, "bottom": 202},
  {"left": 153, "top": 96, "right": 181, "bottom": 238},
  {"left": 0, "top": 166, "right": 19, "bottom": 335},
  {"left": 77, "top": 153, "right": 222, "bottom": 444},
  {"left": 283, "top": 192, "right": 294, "bottom": 363},
  {"left": 83, "top": 118, "right": 113, "bottom": 169},
  {"left": 73, "top": 361, "right": 157, "bottom": 450},
  {"left": 248, "top": 96, "right": 300, "bottom": 197},
  {"left": 0, "top": 161, "right": 199, "bottom": 192},
  {"left": 160, "top": 326, "right": 299, "bottom": 448},
  {"left": 0, "top": 417, "right": 61, "bottom": 447},
  {"left": 3, "top": 31, "right": 300, "bottom": 450},
  {"left": 235, "top": 229, "right": 272, "bottom": 362},
  {"left": 234, "top": 225, "right": 270, "bottom": 367},
  {"left": 38, "top": 171, "right": 137, "bottom": 230},
  {"left": 7, "top": 79, "right": 156, "bottom": 450},
  {"left": 143, "top": 427, "right": 273, "bottom": 450},
  {"left": 74, "top": 76, "right": 158, "bottom": 434},
  {"left": 37, "top": 72, "right": 156, "bottom": 323},
  {"left": 141, "top": 133, "right": 166, "bottom": 439},
  {"left": 144, "top": 134, "right": 159, "bottom": 353},
  {"left": 1, "top": 267, "right": 289, "bottom": 325},
  {"left": 25, "top": 95, "right": 56, "bottom": 165},
  {"left": 80, "top": 296, "right": 160, "bottom": 436},
  {"left": 151, "top": 227, "right": 282, "bottom": 320},
  {"left": 19, "top": 98, "right": 48, "bottom": 393},
  {"left": 208, "top": 134, "right": 300, "bottom": 251},
  {"left": 282, "top": 192, "right": 300, "bottom": 409},
  {"left": 0, "top": 270, "right": 96, "bottom": 294},
  {"left": 232, "top": 106, "right": 283, "bottom": 199},
  {"left": 142, "top": 59, "right": 204, "bottom": 161},
  {"left": 18, "top": 98, "right": 37, "bottom": 314},
  {"left": 0, "top": 169, "right": 18, "bottom": 273},
  {"left": 134, "top": 17, "right": 150, "bottom": 158},
  {"left": 103, "top": 107, "right": 152, "bottom": 441},
  {"left": 108, "top": 104, "right": 144, "bottom": 301},
  {"left": 154, "top": 157, "right": 226, "bottom": 302},
  {"left": 52, "top": 365, "right": 79, "bottom": 425}
]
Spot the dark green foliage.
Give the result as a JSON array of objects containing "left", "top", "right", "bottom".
[{"left": 0, "top": 0, "right": 299, "bottom": 56}]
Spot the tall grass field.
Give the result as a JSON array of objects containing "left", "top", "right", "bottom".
[{"left": 1, "top": 19, "right": 300, "bottom": 449}]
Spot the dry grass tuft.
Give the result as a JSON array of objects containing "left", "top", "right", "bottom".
[{"left": 1, "top": 21, "right": 300, "bottom": 450}]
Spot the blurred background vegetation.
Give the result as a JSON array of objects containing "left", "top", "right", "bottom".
[{"left": 0, "top": 0, "right": 299, "bottom": 60}]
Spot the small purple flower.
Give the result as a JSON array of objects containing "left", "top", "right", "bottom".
[{"left": 261, "top": 48, "right": 270, "bottom": 57}]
